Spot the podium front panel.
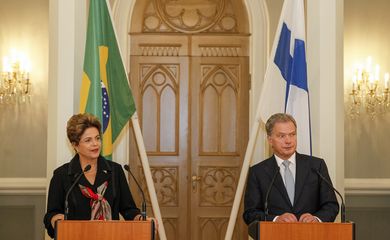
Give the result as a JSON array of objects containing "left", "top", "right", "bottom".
[
  {"left": 250, "top": 221, "right": 355, "bottom": 240},
  {"left": 56, "top": 220, "right": 154, "bottom": 240}
]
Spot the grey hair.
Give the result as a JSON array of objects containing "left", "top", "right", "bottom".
[{"left": 265, "top": 113, "right": 297, "bottom": 136}]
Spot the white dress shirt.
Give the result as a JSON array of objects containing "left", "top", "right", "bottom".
[{"left": 275, "top": 153, "right": 296, "bottom": 185}]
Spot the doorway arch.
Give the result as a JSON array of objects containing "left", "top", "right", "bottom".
[{"left": 112, "top": 0, "right": 269, "bottom": 239}]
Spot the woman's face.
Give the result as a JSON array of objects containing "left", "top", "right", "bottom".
[{"left": 73, "top": 127, "right": 101, "bottom": 161}]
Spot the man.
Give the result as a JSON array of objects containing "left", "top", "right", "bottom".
[{"left": 243, "top": 113, "right": 339, "bottom": 224}]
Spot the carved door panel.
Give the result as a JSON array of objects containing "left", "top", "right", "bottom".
[
  {"left": 129, "top": 53, "right": 190, "bottom": 240},
  {"left": 190, "top": 56, "right": 249, "bottom": 240}
]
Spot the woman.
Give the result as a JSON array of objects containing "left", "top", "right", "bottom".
[{"left": 44, "top": 113, "right": 142, "bottom": 238}]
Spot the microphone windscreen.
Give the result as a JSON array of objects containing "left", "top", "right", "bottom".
[
  {"left": 124, "top": 164, "right": 130, "bottom": 172},
  {"left": 84, "top": 164, "right": 91, "bottom": 172}
]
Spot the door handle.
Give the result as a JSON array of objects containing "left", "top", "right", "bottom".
[{"left": 191, "top": 175, "right": 201, "bottom": 192}]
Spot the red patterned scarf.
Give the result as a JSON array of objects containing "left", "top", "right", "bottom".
[{"left": 79, "top": 181, "right": 112, "bottom": 220}]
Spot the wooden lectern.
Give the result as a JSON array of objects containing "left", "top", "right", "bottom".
[
  {"left": 249, "top": 221, "right": 355, "bottom": 240},
  {"left": 55, "top": 220, "right": 155, "bottom": 240}
]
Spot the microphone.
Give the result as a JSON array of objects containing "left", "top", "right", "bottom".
[
  {"left": 64, "top": 164, "right": 91, "bottom": 220},
  {"left": 124, "top": 164, "right": 146, "bottom": 221},
  {"left": 312, "top": 168, "right": 346, "bottom": 223},
  {"left": 264, "top": 166, "right": 280, "bottom": 221}
]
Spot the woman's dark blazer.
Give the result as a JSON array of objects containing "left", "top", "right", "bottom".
[{"left": 43, "top": 154, "right": 140, "bottom": 238}]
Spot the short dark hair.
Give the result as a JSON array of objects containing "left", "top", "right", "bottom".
[
  {"left": 265, "top": 113, "right": 297, "bottom": 136},
  {"left": 66, "top": 113, "right": 101, "bottom": 145}
]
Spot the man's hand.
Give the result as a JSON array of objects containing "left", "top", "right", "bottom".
[
  {"left": 275, "top": 213, "right": 298, "bottom": 222},
  {"left": 299, "top": 213, "right": 319, "bottom": 223}
]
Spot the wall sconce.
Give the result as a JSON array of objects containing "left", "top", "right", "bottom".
[
  {"left": 0, "top": 50, "right": 32, "bottom": 104},
  {"left": 349, "top": 57, "right": 389, "bottom": 119}
]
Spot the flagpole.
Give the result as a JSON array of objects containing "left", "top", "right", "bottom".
[
  {"left": 224, "top": 101, "right": 263, "bottom": 240},
  {"left": 225, "top": 0, "right": 309, "bottom": 238},
  {"left": 101, "top": 0, "right": 166, "bottom": 237},
  {"left": 131, "top": 112, "right": 167, "bottom": 240}
]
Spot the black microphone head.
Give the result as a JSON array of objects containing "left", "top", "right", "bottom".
[
  {"left": 124, "top": 164, "right": 130, "bottom": 172},
  {"left": 84, "top": 164, "right": 91, "bottom": 172},
  {"left": 311, "top": 167, "right": 328, "bottom": 182}
]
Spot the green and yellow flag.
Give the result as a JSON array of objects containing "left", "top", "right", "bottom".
[{"left": 80, "top": 0, "right": 135, "bottom": 159}]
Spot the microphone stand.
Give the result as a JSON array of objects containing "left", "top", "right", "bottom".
[
  {"left": 64, "top": 164, "right": 91, "bottom": 220},
  {"left": 312, "top": 168, "right": 346, "bottom": 223},
  {"left": 264, "top": 166, "right": 280, "bottom": 221},
  {"left": 124, "top": 164, "right": 147, "bottom": 221}
]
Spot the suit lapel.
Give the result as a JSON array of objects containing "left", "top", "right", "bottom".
[
  {"left": 267, "top": 156, "right": 293, "bottom": 207},
  {"left": 94, "top": 157, "right": 112, "bottom": 188},
  {"left": 293, "top": 153, "right": 310, "bottom": 206}
]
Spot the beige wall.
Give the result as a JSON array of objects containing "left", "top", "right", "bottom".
[
  {"left": 265, "top": 0, "right": 283, "bottom": 47},
  {"left": 0, "top": 0, "right": 48, "bottom": 177},
  {"left": 0, "top": 0, "right": 48, "bottom": 239},
  {"left": 344, "top": 0, "right": 390, "bottom": 178}
]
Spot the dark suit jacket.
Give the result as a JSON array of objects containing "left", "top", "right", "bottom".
[
  {"left": 43, "top": 154, "right": 140, "bottom": 238},
  {"left": 243, "top": 153, "right": 339, "bottom": 224}
]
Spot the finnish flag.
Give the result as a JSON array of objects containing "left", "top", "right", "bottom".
[{"left": 258, "top": 0, "right": 311, "bottom": 155}]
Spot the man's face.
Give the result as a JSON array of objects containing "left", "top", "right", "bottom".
[{"left": 267, "top": 121, "right": 297, "bottom": 160}]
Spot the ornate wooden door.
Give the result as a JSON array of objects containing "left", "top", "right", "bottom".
[{"left": 128, "top": 1, "right": 249, "bottom": 239}]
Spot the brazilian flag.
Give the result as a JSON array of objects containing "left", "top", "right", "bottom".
[{"left": 80, "top": 0, "right": 135, "bottom": 159}]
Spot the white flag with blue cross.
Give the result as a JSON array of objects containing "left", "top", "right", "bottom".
[{"left": 258, "top": 0, "right": 311, "bottom": 155}]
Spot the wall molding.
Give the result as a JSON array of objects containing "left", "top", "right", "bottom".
[
  {"left": 0, "top": 178, "right": 46, "bottom": 195},
  {"left": 2, "top": 177, "right": 390, "bottom": 196},
  {"left": 345, "top": 178, "right": 390, "bottom": 195}
]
